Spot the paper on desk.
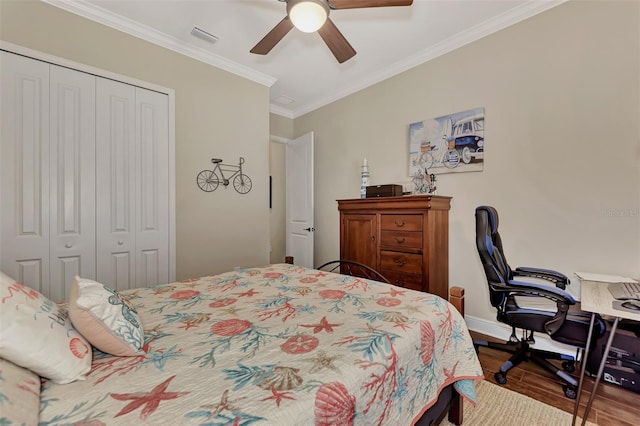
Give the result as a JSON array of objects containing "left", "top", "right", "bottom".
[{"left": 574, "top": 272, "right": 638, "bottom": 284}]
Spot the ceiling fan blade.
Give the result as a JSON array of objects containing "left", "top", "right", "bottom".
[
  {"left": 250, "top": 16, "right": 294, "bottom": 55},
  {"left": 317, "top": 18, "right": 356, "bottom": 64},
  {"left": 329, "top": 0, "right": 413, "bottom": 9}
]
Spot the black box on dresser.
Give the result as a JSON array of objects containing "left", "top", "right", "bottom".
[{"left": 365, "top": 184, "right": 403, "bottom": 198}]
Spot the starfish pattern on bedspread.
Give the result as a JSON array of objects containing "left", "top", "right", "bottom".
[
  {"left": 299, "top": 316, "right": 342, "bottom": 333},
  {"left": 110, "top": 375, "right": 189, "bottom": 420}
]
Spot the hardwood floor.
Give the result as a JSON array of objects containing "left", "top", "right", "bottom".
[{"left": 471, "top": 331, "right": 639, "bottom": 425}]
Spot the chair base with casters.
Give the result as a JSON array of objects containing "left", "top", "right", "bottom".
[
  {"left": 316, "top": 260, "right": 390, "bottom": 283},
  {"left": 475, "top": 329, "right": 582, "bottom": 399}
]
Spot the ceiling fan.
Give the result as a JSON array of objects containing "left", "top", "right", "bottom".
[{"left": 250, "top": 0, "right": 414, "bottom": 63}]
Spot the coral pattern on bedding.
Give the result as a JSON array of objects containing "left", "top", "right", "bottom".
[
  {"left": 0, "top": 357, "right": 41, "bottom": 426},
  {"left": 39, "top": 264, "right": 483, "bottom": 425}
]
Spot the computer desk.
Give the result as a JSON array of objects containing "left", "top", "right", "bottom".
[{"left": 571, "top": 280, "right": 640, "bottom": 426}]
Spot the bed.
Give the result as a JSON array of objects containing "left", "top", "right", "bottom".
[{"left": 0, "top": 263, "right": 483, "bottom": 425}]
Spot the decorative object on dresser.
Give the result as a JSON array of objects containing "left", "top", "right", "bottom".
[
  {"left": 337, "top": 195, "right": 451, "bottom": 299},
  {"left": 411, "top": 168, "right": 437, "bottom": 194},
  {"left": 365, "top": 184, "right": 403, "bottom": 198},
  {"left": 360, "top": 157, "right": 370, "bottom": 198}
]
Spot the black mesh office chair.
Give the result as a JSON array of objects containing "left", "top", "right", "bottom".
[{"left": 474, "top": 206, "right": 605, "bottom": 398}]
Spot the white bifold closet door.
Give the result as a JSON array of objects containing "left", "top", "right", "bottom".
[
  {"left": 0, "top": 54, "right": 96, "bottom": 301},
  {"left": 95, "top": 79, "right": 169, "bottom": 291},
  {"left": 1, "top": 51, "right": 170, "bottom": 300},
  {"left": 1, "top": 53, "right": 52, "bottom": 296},
  {"left": 49, "top": 65, "right": 97, "bottom": 300}
]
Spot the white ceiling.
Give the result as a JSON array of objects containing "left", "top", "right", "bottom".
[{"left": 46, "top": 0, "right": 565, "bottom": 118}]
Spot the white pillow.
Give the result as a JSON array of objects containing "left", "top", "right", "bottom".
[
  {"left": 68, "top": 276, "right": 145, "bottom": 356},
  {"left": 0, "top": 271, "right": 92, "bottom": 384}
]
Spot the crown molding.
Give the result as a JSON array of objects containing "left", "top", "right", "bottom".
[
  {"left": 287, "top": 0, "right": 567, "bottom": 118},
  {"left": 269, "top": 104, "right": 296, "bottom": 119},
  {"left": 269, "top": 135, "right": 291, "bottom": 144},
  {"left": 42, "top": 0, "right": 277, "bottom": 88}
]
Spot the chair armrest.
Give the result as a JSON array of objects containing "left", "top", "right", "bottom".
[
  {"left": 505, "top": 279, "right": 574, "bottom": 335},
  {"left": 506, "top": 279, "right": 576, "bottom": 304},
  {"left": 514, "top": 266, "right": 570, "bottom": 289}
]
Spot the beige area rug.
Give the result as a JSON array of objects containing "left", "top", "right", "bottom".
[{"left": 438, "top": 380, "right": 597, "bottom": 426}]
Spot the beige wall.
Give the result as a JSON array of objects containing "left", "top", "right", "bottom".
[
  {"left": 294, "top": 0, "right": 640, "bottom": 327},
  {"left": 0, "top": 1, "right": 272, "bottom": 279},
  {"left": 270, "top": 113, "right": 295, "bottom": 140}
]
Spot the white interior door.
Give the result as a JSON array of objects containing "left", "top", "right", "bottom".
[
  {"left": 286, "top": 132, "right": 314, "bottom": 268},
  {"left": 0, "top": 52, "right": 51, "bottom": 294},
  {"left": 49, "top": 65, "right": 96, "bottom": 301}
]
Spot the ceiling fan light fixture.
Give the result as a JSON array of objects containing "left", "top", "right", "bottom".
[{"left": 287, "top": 0, "right": 329, "bottom": 33}]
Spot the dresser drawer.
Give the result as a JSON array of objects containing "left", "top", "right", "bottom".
[
  {"left": 382, "top": 270, "right": 423, "bottom": 292},
  {"left": 380, "top": 214, "right": 422, "bottom": 231},
  {"left": 380, "top": 251, "right": 423, "bottom": 274},
  {"left": 380, "top": 230, "right": 422, "bottom": 249}
]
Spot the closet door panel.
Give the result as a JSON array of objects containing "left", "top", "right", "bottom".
[
  {"left": 14, "top": 259, "right": 46, "bottom": 296},
  {"left": 0, "top": 52, "right": 51, "bottom": 295},
  {"left": 49, "top": 65, "right": 96, "bottom": 301},
  {"left": 57, "top": 255, "right": 82, "bottom": 289},
  {"left": 136, "top": 88, "right": 169, "bottom": 287},
  {"left": 96, "top": 78, "right": 136, "bottom": 291}
]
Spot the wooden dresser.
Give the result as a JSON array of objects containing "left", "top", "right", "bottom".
[{"left": 337, "top": 195, "right": 451, "bottom": 300}]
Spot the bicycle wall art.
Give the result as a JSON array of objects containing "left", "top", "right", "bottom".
[
  {"left": 408, "top": 107, "right": 484, "bottom": 177},
  {"left": 197, "top": 157, "right": 252, "bottom": 194}
]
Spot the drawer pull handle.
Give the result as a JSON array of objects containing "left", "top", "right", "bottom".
[
  {"left": 393, "top": 258, "right": 407, "bottom": 267},
  {"left": 394, "top": 220, "right": 406, "bottom": 227},
  {"left": 396, "top": 237, "right": 405, "bottom": 243},
  {"left": 394, "top": 280, "right": 405, "bottom": 286},
  {"left": 64, "top": 243, "right": 72, "bottom": 249}
]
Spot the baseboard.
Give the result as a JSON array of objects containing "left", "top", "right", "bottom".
[{"left": 465, "top": 314, "right": 580, "bottom": 358}]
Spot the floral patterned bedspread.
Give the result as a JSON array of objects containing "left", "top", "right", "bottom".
[{"left": 39, "top": 264, "right": 483, "bottom": 425}]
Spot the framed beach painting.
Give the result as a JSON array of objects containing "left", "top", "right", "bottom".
[{"left": 409, "top": 107, "right": 484, "bottom": 176}]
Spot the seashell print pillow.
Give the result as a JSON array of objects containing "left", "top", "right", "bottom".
[
  {"left": 0, "top": 271, "right": 92, "bottom": 384},
  {"left": 0, "top": 357, "right": 41, "bottom": 425},
  {"left": 68, "top": 276, "right": 145, "bottom": 357}
]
